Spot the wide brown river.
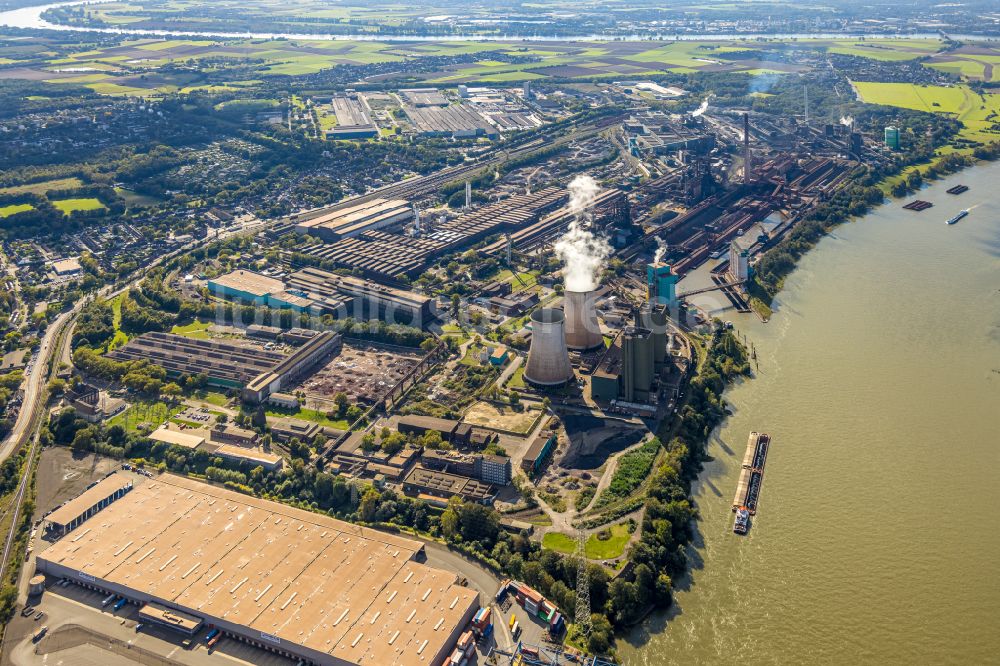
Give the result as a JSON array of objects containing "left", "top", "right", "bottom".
[{"left": 621, "top": 162, "right": 1000, "bottom": 665}]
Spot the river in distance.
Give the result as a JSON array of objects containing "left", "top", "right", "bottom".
[
  {"left": 620, "top": 161, "right": 1000, "bottom": 665},
  {"left": 0, "top": 0, "right": 989, "bottom": 42}
]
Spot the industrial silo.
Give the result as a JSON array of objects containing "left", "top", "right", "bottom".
[
  {"left": 563, "top": 289, "right": 604, "bottom": 351},
  {"left": 524, "top": 308, "right": 575, "bottom": 387}
]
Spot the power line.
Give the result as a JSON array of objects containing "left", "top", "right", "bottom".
[{"left": 574, "top": 529, "right": 591, "bottom": 636}]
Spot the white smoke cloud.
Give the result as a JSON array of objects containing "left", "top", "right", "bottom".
[
  {"left": 691, "top": 98, "right": 709, "bottom": 117},
  {"left": 555, "top": 174, "right": 611, "bottom": 292},
  {"left": 653, "top": 237, "right": 668, "bottom": 264},
  {"left": 840, "top": 115, "right": 854, "bottom": 127}
]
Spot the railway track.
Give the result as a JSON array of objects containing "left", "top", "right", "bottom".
[{"left": 284, "top": 118, "right": 617, "bottom": 225}]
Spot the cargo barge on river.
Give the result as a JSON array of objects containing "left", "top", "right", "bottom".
[{"left": 732, "top": 431, "right": 771, "bottom": 535}]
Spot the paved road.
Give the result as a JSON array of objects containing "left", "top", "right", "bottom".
[{"left": 0, "top": 308, "right": 75, "bottom": 463}]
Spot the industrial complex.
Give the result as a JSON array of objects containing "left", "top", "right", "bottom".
[{"left": 36, "top": 474, "right": 480, "bottom": 666}]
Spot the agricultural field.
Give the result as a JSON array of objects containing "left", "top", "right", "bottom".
[
  {"left": 854, "top": 82, "right": 1000, "bottom": 144},
  {"left": 924, "top": 45, "right": 1000, "bottom": 82},
  {"left": 0, "top": 34, "right": 902, "bottom": 96},
  {"left": 5, "top": 31, "right": 996, "bottom": 98},
  {"left": 818, "top": 38, "right": 941, "bottom": 61}
]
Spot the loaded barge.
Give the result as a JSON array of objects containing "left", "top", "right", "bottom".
[
  {"left": 902, "top": 200, "right": 933, "bottom": 211},
  {"left": 946, "top": 185, "right": 968, "bottom": 195},
  {"left": 732, "top": 432, "right": 771, "bottom": 535}
]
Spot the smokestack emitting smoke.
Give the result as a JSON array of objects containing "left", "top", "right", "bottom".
[
  {"left": 555, "top": 175, "right": 610, "bottom": 292},
  {"left": 691, "top": 98, "right": 709, "bottom": 117},
  {"left": 840, "top": 115, "right": 854, "bottom": 128}
]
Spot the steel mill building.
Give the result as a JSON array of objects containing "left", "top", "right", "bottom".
[{"left": 36, "top": 474, "right": 480, "bottom": 666}]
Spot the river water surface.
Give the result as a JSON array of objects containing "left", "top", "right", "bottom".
[
  {"left": 0, "top": 0, "right": 987, "bottom": 42},
  {"left": 622, "top": 162, "right": 1000, "bottom": 665}
]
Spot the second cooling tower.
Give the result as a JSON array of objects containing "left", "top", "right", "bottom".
[
  {"left": 563, "top": 289, "right": 604, "bottom": 351},
  {"left": 524, "top": 308, "right": 575, "bottom": 387}
]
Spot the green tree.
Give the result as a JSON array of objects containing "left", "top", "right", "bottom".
[{"left": 359, "top": 488, "right": 380, "bottom": 522}]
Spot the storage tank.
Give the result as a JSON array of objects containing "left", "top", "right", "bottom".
[
  {"left": 524, "top": 308, "right": 574, "bottom": 387},
  {"left": 563, "top": 289, "right": 603, "bottom": 351},
  {"left": 28, "top": 574, "right": 45, "bottom": 596}
]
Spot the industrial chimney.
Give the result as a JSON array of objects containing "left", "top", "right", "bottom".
[
  {"left": 524, "top": 308, "right": 574, "bottom": 387},
  {"left": 743, "top": 112, "right": 751, "bottom": 187},
  {"left": 563, "top": 289, "right": 604, "bottom": 351}
]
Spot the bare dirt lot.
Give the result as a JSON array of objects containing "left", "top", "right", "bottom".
[
  {"left": 293, "top": 342, "right": 422, "bottom": 406},
  {"left": 463, "top": 401, "right": 541, "bottom": 435},
  {"left": 34, "top": 448, "right": 122, "bottom": 523}
]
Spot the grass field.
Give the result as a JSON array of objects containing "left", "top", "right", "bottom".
[
  {"left": 542, "top": 522, "right": 633, "bottom": 560},
  {"left": 108, "top": 292, "right": 129, "bottom": 350},
  {"left": 115, "top": 187, "right": 163, "bottom": 207},
  {"left": 51, "top": 197, "right": 106, "bottom": 214},
  {"left": 0, "top": 203, "right": 34, "bottom": 218},
  {"left": 170, "top": 319, "right": 212, "bottom": 339},
  {"left": 192, "top": 390, "right": 231, "bottom": 407},
  {"left": 109, "top": 399, "right": 183, "bottom": 433},
  {"left": 265, "top": 407, "right": 349, "bottom": 430},
  {"left": 0, "top": 177, "right": 84, "bottom": 195}
]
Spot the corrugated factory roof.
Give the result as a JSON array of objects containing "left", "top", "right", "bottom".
[
  {"left": 45, "top": 473, "right": 132, "bottom": 527},
  {"left": 39, "top": 475, "right": 478, "bottom": 665}
]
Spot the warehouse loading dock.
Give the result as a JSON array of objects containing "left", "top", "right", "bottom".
[
  {"left": 35, "top": 474, "right": 480, "bottom": 666},
  {"left": 43, "top": 472, "right": 133, "bottom": 537}
]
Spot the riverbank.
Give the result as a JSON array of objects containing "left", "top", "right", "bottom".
[
  {"left": 753, "top": 145, "right": 999, "bottom": 307},
  {"left": 619, "top": 159, "right": 1000, "bottom": 664}
]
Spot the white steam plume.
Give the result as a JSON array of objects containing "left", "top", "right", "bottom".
[
  {"left": 653, "top": 237, "right": 668, "bottom": 264},
  {"left": 555, "top": 175, "right": 610, "bottom": 292},
  {"left": 691, "top": 98, "right": 709, "bottom": 117},
  {"left": 840, "top": 115, "right": 854, "bottom": 127}
]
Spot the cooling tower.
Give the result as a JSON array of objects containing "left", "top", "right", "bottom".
[
  {"left": 563, "top": 289, "right": 604, "bottom": 351},
  {"left": 524, "top": 308, "right": 574, "bottom": 387}
]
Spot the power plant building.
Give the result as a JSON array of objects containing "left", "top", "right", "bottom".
[
  {"left": 591, "top": 320, "right": 666, "bottom": 405},
  {"left": 523, "top": 308, "right": 575, "bottom": 387},
  {"left": 647, "top": 262, "right": 678, "bottom": 308},
  {"left": 35, "top": 474, "right": 479, "bottom": 666}
]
